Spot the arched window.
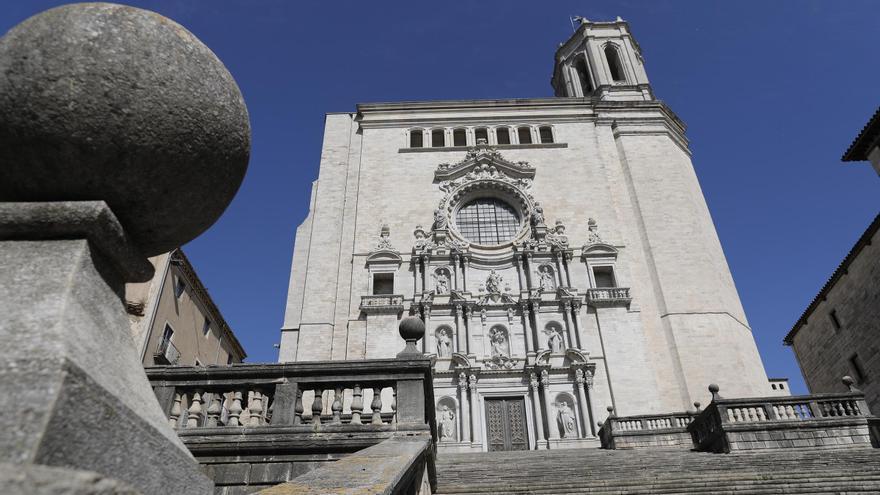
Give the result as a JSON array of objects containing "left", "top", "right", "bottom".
[
  {"left": 574, "top": 56, "right": 593, "bottom": 94},
  {"left": 474, "top": 127, "right": 489, "bottom": 144},
  {"left": 496, "top": 127, "right": 511, "bottom": 145},
  {"left": 453, "top": 128, "right": 467, "bottom": 147},
  {"left": 410, "top": 129, "right": 423, "bottom": 148},
  {"left": 455, "top": 198, "right": 521, "bottom": 245},
  {"left": 605, "top": 45, "right": 626, "bottom": 82},
  {"left": 517, "top": 126, "right": 532, "bottom": 144},
  {"left": 431, "top": 129, "right": 445, "bottom": 148},
  {"left": 539, "top": 126, "right": 554, "bottom": 144}
]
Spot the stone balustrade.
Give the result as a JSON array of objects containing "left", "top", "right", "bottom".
[
  {"left": 598, "top": 408, "right": 697, "bottom": 449},
  {"left": 585, "top": 287, "right": 631, "bottom": 307},
  {"left": 359, "top": 294, "right": 406, "bottom": 313},
  {"left": 146, "top": 355, "right": 437, "bottom": 494},
  {"left": 689, "top": 380, "right": 878, "bottom": 453}
]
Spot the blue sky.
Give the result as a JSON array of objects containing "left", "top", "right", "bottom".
[{"left": 4, "top": 1, "right": 877, "bottom": 393}]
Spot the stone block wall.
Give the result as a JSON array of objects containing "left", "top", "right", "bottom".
[{"left": 724, "top": 421, "right": 874, "bottom": 452}]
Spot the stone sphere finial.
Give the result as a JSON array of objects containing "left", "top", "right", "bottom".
[
  {"left": 708, "top": 383, "right": 720, "bottom": 401},
  {"left": 842, "top": 375, "right": 859, "bottom": 392},
  {"left": 397, "top": 316, "right": 425, "bottom": 357},
  {"left": 0, "top": 3, "right": 250, "bottom": 256}
]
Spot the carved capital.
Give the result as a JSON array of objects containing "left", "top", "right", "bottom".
[
  {"left": 540, "top": 369, "right": 550, "bottom": 387},
  {"left": 529, "top": 372, "right": 539, "bottom": 391},
  {"left": 457, "top": 372, "right": 468, "bottom": 390},
  {"left": 468, "top": 373, "right": 478, "bottom": 390}
]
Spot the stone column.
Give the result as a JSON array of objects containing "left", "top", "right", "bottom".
[
  {"left": 452, "top": 254, "right": 460, "bottom": 291},
  {"left": 574, "top": 368, "right": 594, "bottom": 437},
  {"left": 515, "top": 253, "right": 524, "bottom": 288},
  {"left": 553, "top": 252, "right": 565, "bottom": 287},
  {"left": 524, "top": 253, "right": 534, "bottom": 289},
  {"left": 541, "top": 370, "right": 559, "bottom": 440},
  {"left": 457, "top": 372, "right": 470, "bottom": 443},
  {"left": 462, "top": 255, "right": 470, "bottom": 291},
  {"left": 521, "top": 303, "right": 534, "bottom": 352},
  {"left": 562, "top": 301, "right": 579, "bottom": 349},
  {"left": 468, "top": 374, "right": 481, "bottom": 447},
  {"left": 571, "top": 301, "right": 585, "bottom": 351},
  {"left": 454, "top": 304, "right": 463, "bottom": 353},
  {"left": 529, "top": 373, "right": 545, "bottom": 449},
  {"left": 0, "top": 4, "right": 250, "bottom": 493},
  {"left": 413, "top": 256, "right": 422, "bottom": 294},
  {"left": 562, "top": 252, "right": 573, "bottom": 287},
  {"left": 465, "top": 306, "right": 474, "bottom": 355},
  {"left": 423, "top": 304, "right": 433, "bottom": 354}
]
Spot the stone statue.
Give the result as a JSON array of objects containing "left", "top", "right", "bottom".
[
  {"left": 437, "top": 329, "right": 452, "bottom": 357},
  {"left": 438, "top": 405, "right": 456, "bottom": 441},
  {"left": 557, "top": 401, "right": 577, "bottom": 438},
  {"left": 490, "top": 328, "right": 508, "bottom": 357},
  {"left": 587, "top": 217, "right": 603, "bottom": 244},
  {"left": 485, "top": 270, "right": 502, "bottom": 294},
  {"left": 531, "top": 202, "right": 545, "bottom": 227},
  {"left": 433, "top": 269, "right": 449, "bottom": 294},
  {"left": 537, "top": 265, "right": 555, "bottom": 291},
  {"left": 548, "top": 329, "right": 564, "bottom": 353},
  {"left": 433, "top": 208, "right": 448, "bottom": 230}
]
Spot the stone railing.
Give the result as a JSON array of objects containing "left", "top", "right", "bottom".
[
  {"left": 585, "top": 287, "right": 631, "bottom": 307},
  {"left": 147, "top": 336, "right": 436, "bottom": 494},
  {"left": 360, "top": 294, "right": 405, "bottom": 313},
  {"left": 598, "top": 406, "right": 698, "bottom": 449},
  {"left": 689, "top": 380, "right": 877, "bottom": 452}
]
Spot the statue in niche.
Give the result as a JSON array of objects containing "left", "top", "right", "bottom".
[
  {"left": 556, "top": 400, "right": 577, "bottom": 438},
  {"left": 547, "top": 328, "right": 564, "bottom": 353},
  {"left": 436, "top": 329, "right": 452, "bottom": 357},
  {"left": 530, "top": 202, "right": 545, "bottom": 228},
  {"left": 489, "top": 328, "right": 508, "bottom": 357},
  {"left": 537, "top": 265, "right": 555, "bottom": 291},
  {"left": 433, "top": 269, "right": 450, "bottom": 294},
  {"left": 587, "top": 217, "right": 603, "bottom": 244},
  {"left": 485, "top": 270, "right": 502, "bottom": 294},
  {"left": 438, "top": 405, "right": 457, "bottom": 441},
  {"left": 433, "top": 208, "right": 448, "bottom": 230}
]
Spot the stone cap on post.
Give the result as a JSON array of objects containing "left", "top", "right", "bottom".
[{"left": 398, "top": 316, "right": 426, "bottom": 357}]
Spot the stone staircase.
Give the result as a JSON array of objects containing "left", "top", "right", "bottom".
[{"left": 435, "top": 447, "right": 880, "bottom": 494}]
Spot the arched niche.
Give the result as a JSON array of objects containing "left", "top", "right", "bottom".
[
  {"left": 544, "top": 321, "right": 565, "bottom": 353},
  {"left": 435, "top": 325, "right": 454, "bottom": 358},
  {"left": 436, "top": 396, "right": 459, "bottom": 442},
  {"left": 554, "top": 392, "right": 579, "bottom": 438},
  {"left": 536, "top": 263, "right": 557, "bottom": 292},
  {"left": 488, "top": 324, "right": 510, "bottom": 357}
]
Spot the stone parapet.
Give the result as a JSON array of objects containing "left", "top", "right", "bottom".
[{"left": 598, "top": 408, "right": 696, "bottom": 449}]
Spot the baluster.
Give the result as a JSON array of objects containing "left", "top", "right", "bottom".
[
  {"left": 772, "top": 405, "right": 780, "bottom": 419},
  {"left": 312, "top": 388, "right": 324, "bottom": 425},
  {"left": 842, "top": 400, "right": 853, "bottom": 416},
  {"left": 852, "top": 400, "right": 862, "bottom": 416},
  {"left": 248, "top": 390, "right": 263, "bottom": 426},
  {"left": 832, "top": 401, "right": 842, "bottom": 416},
  {"left": 169, "top": 393, "right": 182, "bottom": 428},
  {"left": 185, "top": 392, "right": 202, "bottom": 428},
  {"left": 228, "top": 391, "right": 243, "bottom": 426},
  {"left": 205, "top": 393, "right": 221, "bottom": 427},
  {"left": 727, "top": 409, "right": 736, "bottom": 422},
  {"left": 350, "top": 384, "right": 363, "bottom": 425},
  {"left": 331, "top": 387, "right": 343, "bottom": 425},
  {"left": 756, "top": 407, "right": 766, "bottom": 421},
  {"left": 293, "top": 389, "right": 304, "bottom": 425},
  {"left": 390, "top": 384, "right": 397, "bottom": 426},
  {"left": 371, "top": 386, "right": 383, "bottom": 425}
]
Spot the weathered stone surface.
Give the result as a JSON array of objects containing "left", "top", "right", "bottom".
[
  {"left": 0, "top": 463, "right": 139, "bottom": 495},
  {"left": 0, "top": 2, "right": 250, "bottom": 255}
]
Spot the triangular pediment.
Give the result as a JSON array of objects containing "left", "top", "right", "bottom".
[{"left": 435, "top": 143, "right": 535, "bottom": 182}]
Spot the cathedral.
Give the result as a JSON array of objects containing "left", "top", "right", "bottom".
[{"left": 279, "top": 18, "right": 771, "bottom": 452}]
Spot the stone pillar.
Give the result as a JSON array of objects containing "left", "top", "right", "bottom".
[
  {"left": 561, "top": 301, "right": 575, "bottom": 349},
  {"left": 574, "top": 368, "right": 594, "bottom": 437},
  {"left": 515, "top": 253, "right": 524, "bottom": 288},
  {"left": 457, "top": 372, "right": 470, "bottom": 443},
  {"left": 462, "top": 256, "right": 470, "bottom": 291},
  {"left": 541, "top": 370, "right": 559, "bottom": 440},
  {"left": 524, "top": 253, "right": 534, "bottom": 289},
  {"left": 529, "top": 373, "right": 545, "bottom": 449},
  {"left": 454, "top": 304, "right": 463, "bottom": 353},
  {"left": 553, "top": 252, "right": 565, "bottom": 287},
  {"left": 422, "top": 304, "right": 432, "bottom": 354},
  {"left": 571, "top": 301, "right": 585, "bottom": 351},
  {"left": 563, "top": 252, "right": 573, "bottom": 287},
  {"left": 413, "top": 256, "right": 422, "bottom": 294},
  {"left": 465, "top": 306, "right": 474, "bottom": 355},
  {"left": 521, "top": 303, "right": 534, "bottom": 353},
  {"left": 452, "top": 254, "right": 460, "bottom": 291},
  {"left": 468, "top": 374, "right": 481, "bottom": 447},
  {"left": 0, "top": 4, "right": 250, "bottom": 493}
]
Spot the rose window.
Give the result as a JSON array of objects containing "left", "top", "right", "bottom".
[{"left": 455, "top": 198, "right": 521, "bottom": 245}]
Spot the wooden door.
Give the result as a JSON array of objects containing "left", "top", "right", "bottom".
[{"left": 485, "top": 397, "right": 528, "bottom": 451}]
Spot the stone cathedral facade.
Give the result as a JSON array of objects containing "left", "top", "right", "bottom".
[{"left": 280, "top": 19, "right": 771, "bottom": 452}]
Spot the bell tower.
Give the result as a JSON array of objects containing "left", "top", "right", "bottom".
[{"left": 551, "top": 17, "right": 653, "bottom": 101}]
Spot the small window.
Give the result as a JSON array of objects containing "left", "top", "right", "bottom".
[
  {"left": 453, "top": 128, "right": 467, "bottom": 147},
  {"left": 771, "top": 384, "right": 777, "bottom": 390},
  {"left": 161, "top": 324, "right": 174, "bottom": 343},
  {"left": 850, "top": 354, "right": 867, "bottom": 384},
  {"left": 431, "top": 129, "right": 445, "bottom": 148},
  {"left": 202, "top": 318, "right": 211, "bottom": 337},
  {"left": 605, "top": 45, "right": 626, "bottom": 82},
  {"left": 174, "top": 276, "right": 186, "bottom": 298},
  {"left": 410, "top": 130, "right": 423, "bottom": 148},
  {"left": 779, "top": 383, "right": 785, "bottom": 390},
  {"left": 593, "top": 266, "right": 616, "bottom": 288},
  {"left": 575, "top": 56, "right": 593, "bottom": 94},
  {"left": 496, "top": 128, "right": 511, "bottom": 145},
  {"left": 517, "top": 127, "right": 532, "bottom": 144},
  {"left": 829, "top": 309, "right": 842, "bottom": 331},
  {"left": 475, "top": 128, "right": 488, "bottom": 144},
  {"left": 194, "top": 359, "right": 202, "bottom": 367},
  {"left": 373, "top": 273, "right": 394, "bottom": 295},
  {"left": 539, "top": 126, "right": 554, "bottom": 144}
]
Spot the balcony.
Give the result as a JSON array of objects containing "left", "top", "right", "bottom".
[
  {"left": 360, "top": 294, "right": 405, "bottom": 314},
  {"left": 585, "top": 287, "right": 631, "bottom": 307},
  {"left": 154, "top": 338, "right": 180, "bottom": 365}
]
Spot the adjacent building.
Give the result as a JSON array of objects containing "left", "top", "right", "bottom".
[
  {"left": 127, "top": 248, "right": 246, "bottom": 367},
  {"left": 280, "top": 18, "right": 772, "bottom": 452},
  {"left": 843, "top": 106, "right": 880, "bottom": 176}
]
